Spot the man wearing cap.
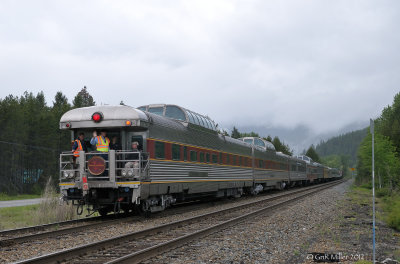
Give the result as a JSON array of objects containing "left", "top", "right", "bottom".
[{"left": 124, "top": 141, "right": 142, "bottom": 176}]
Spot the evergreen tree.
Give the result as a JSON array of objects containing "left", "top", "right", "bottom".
[
  {"left": 72, "top": 86, "right": 95, "bottom": 108},
  {"left": 272, "top": 136, "right": 293, "bottom": 156},
  {"left": 305, "top": 145, "right": 321, "bottom": 163},
  {"left": 240, "top": 131, "right": 259, "bottom": 137},
  {"left": 231, "top": 126, "right": 241, "bottom": 139},
  {"left": 356, "top": 132, "right": 400, "bottom": 192}
]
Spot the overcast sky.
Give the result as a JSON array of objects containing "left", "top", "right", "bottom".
[{"left": 0, "top": 1, "right": 399, "bottom": 134}]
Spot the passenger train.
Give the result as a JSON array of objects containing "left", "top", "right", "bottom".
[{"left": 59, "top": 104, "right": 342, "bottom": 216}]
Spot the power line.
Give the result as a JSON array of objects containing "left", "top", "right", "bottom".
[{"left": 0, "top": 140, "right": 59, "bottom": 152}]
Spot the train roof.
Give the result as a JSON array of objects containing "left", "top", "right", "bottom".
[
  {"left": 137, "top": 104, "right": 217, "bottom": 131},
  {"left": 238, "top": 137, "right": 276, "bottom": 151},
  {"left": 59, "top": 105, "right": 149, "bottom": 129}
]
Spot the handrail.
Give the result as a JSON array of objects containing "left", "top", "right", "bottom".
[{"left": 60, "top": 150, "right": 150, "bottom": 183}]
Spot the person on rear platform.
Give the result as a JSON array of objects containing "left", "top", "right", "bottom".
[
  {"left": 90, "top": 130, "right": 110, "bottom": 154},
  {"left": 72, "top": 132, "right": 88, "bottom": 158},
  {"left": 90, "top": 130, "right": 110, "bottom": 175},
  {"left": 72, "top": 132, "right": 89, "bottom": 171},
  {"left": 124, "top": 141, "right": 141, "bottom": 177}
]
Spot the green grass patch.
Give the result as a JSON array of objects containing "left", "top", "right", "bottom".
[
  {"left": 0, "top": 193, "right": 41, "bottom": 201},
  {"left": 351, "top": 184, "right": 400, "bottom": 231},
  {"left": 383, "top": 195, "right": 400, "bottom": 231},
  {"left": 0, "top": 204, "right": 39, "bottom": 230}
]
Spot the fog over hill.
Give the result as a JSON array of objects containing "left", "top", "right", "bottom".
[{"left": 222, "top": 120, "right": 369, "bottom": 155}]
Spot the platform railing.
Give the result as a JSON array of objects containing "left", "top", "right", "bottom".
[{"left": 60, "top": 150, "right": 149, "bottom": 184}]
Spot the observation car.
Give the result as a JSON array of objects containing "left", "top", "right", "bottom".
[{"left": 59, "top": 104, "right": 340, "bottom": 216}]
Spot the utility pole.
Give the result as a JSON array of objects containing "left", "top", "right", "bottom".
[{"left": 370, "top": 118, "right": 376, "bottom": 263}]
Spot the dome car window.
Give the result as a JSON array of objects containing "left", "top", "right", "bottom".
[
  {"left": 165, "top": 106, "right": 186, "bottom": 121},
  {"left": 244, "top": 139, "right": 253, "bottom": 144},
  {"left": 148, "top": 107, "right": 164, "bottom": 116}
]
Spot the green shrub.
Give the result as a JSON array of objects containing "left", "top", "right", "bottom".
[
  {"left": 376, "top": 188, "right": 390, "bottom": 198},
  {"left": 386, "top": 197, "right": 400, "bottom": 231},
  {"left": 360, "top": 182, "right": 372, "bottom": 189}
]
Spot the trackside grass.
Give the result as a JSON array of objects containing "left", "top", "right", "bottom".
[
  {"left": 0, "top": 178, "right": 82, "bottom": 230},
  {"left": 382, "top": 194, "right": 400, "bottom": 231},
  {"left": 350, "top": 184, "right": 400, "bottom": 231},
  {"left": 0, "top": 204, "right": 39, "bottom": 230},
  {"left": 0, "top": 193, "right": 41, "bottom": 201}
]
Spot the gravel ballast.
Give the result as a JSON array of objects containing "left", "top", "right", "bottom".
[
  {"left": 142, "top": 179, "right": 378, "bottom": 264},
  {"left": 0, "top": 185, "right": 327, "bottom": 263}
]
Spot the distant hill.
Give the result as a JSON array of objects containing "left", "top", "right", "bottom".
[{"left": 315, "top": 128, "right": 368, "bottom": 165}]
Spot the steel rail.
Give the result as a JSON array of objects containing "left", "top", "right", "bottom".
[
  {"left": 16, "top": 179, "right": 345, "bottom": 264},
  {"left": 109, "top": 180, "right": 345, "bottom": 264},
  {"left": 0, "top": 198, "right": 208, "bottom": 245},
  {"left": 0, "top": 215, "right": 137, "bottom": 247},
  {"left": 0, "top": 215, "right": 104, "bottom": 238}
]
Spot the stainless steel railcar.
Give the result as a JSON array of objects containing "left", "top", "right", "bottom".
[{"left": 59, "top": 104, "right": 338, "bottom": 216}]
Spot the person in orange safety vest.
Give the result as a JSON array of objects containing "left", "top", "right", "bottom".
[{"left": 72, "top": 132, "right": 88, "bottom": 157}]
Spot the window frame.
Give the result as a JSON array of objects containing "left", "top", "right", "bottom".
[
  {"left": 155, "top": 141, "right": 165, "bottom": 159},
  {"left": 172, "top": 144, "right": 181, "bottom": 161}
]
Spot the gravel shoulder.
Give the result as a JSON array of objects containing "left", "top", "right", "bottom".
[
  {"left": 0, "top": 187, "right": 316, "bottom": 263},
  {"left": 299, "top": 183, "right": 400, "bottom": 264},
  {"left": 144, "top": 179, "right": 399, "bottom": 264},
  {"left": 139, "top": 180, "right": 368, "bottom": 264}
]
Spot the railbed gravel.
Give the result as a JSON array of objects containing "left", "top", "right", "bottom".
[
  {"left": 142, "top": 180, "right": 352, "bottom": 264},
  {"left": 0, "top": 187, "right": 309, "bottom": 263}
]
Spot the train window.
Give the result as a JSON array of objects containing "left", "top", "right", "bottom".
[
  {"left": 259, "top": 160, "right": 263, "bottom": 168},
  {"left": 165, "top": 106, "right": 186, "bottom": 121},
  {"left": 201, "top": 116, "right": 210, "bottom": 129},
  {"left": 232, "top": 155, "right": 237, "bottom": 165},
  {"left": 209, "top": 120, "right": 215, "bottom": 130},
  {"left": 190, "top": 150, "right": 197, "bottom": 162},
  {"left": 137, "top": 106, "right": 146, "bottom": 111},
  {"left": 199, "top": 152, "right": 205, "bottom": 162},
  {"left": 212, "top": 154, "right": 218, "bottom": 164},
  {"left": 183, "top": 146, "right": 187, "bottom": 161},
  {"left": 192, "top": 113, "right": 201, "bottom": 126},
  {"left": 187, "top": 112, "right": 196, "bottom": 123},
  {"left": 254, "top": 138, "right": 265, "bottom": 147},
  {"left": 226, "top": 154, "right": 230, "bottom": 165},
  {"left": 148, "top": 107, "right": 164, "bottom": 116},
  {"left": 155, "top": 141, "right": 165, "bottom": 159},
  {"left": 195, "top": 114, "right": 204, "bottom": 126},
  {"left": 206, "top": 153, "right": 210, "bottom": 163},
  {"left": 205, "top": 119, "right": 212, "bottom": 129},
  {"left": 239, "top": 156, "right": 242, "bottom": 166},
  {"left": 172, "top": 144, "right": 181, "bottom": 160},
  {"left": 244, "top": 139, "right": 253, "bottom": 145},
  {"left": 291, "top": 164, "right": 297, "bottom": 171},
  {"left": 219, "top": 152, "right": 222, "bottom": 164}
]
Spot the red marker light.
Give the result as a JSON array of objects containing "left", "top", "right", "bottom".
[
  {"left": 92, "top": 112, "right": 103, "bottom": 122},
  {"left": 66, "top": 123, "right": 70, "bottom": 128}
]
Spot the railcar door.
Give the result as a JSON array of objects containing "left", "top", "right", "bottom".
[{"left": 128, "top": 131, "right": 149, "bottom": 181}]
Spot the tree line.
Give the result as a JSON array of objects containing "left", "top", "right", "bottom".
[
  {"left": 0, "top": 87, "right": 95, "bottom": 194},
  {"left": 315, "top": 128, "right": 368, "bottom": 166},
  {"left": 356, "top": 92, "right": 400, "bottom": 193}
]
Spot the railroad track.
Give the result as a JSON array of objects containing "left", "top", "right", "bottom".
[
  {"left": 17, "top": 179, "right": 345, "bottom": 264},
  {"left": 0, "top": 198, "right": 208, "bottom": 246},
  {"left": 0, "top": 214, "right": 138, "bottom": 247},
  {"left": 1, "top": 195, "right": 247, "bottom": 250},
  {"left": 0, "top": 215, "right": 107, "bottom": 242}
]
